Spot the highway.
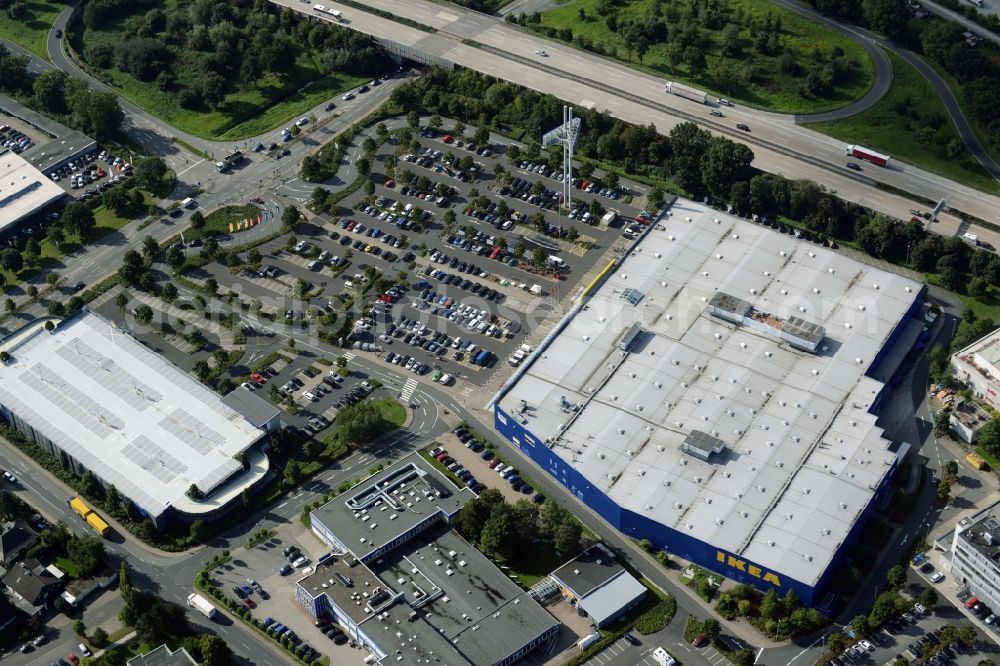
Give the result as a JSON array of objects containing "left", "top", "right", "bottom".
[{"left": 269, "top": 0, "right": 1000, "bottom": 239}]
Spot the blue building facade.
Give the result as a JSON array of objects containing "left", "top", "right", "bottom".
[{"left": 492, "top": 286, "right": 926, "bottom": 607}]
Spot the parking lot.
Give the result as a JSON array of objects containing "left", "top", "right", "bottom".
[
  {"left": 427, "top": 429, "right": 542, "bottom": 503},
  {"left": 44, "top": 148, "right": 135, "bottom": 199},
  {"left": 193, "top": 119, "right": 649, "bottom": 388},
  {"left": 206, "top": 531, "right": 361, "bottom": 665}
]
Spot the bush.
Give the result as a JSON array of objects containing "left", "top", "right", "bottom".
[{"left": 633, "top": 597, "right": 677, "bottom": 634}]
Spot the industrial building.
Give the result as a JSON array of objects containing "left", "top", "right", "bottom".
[
  {"left": 952, "top": 326, "right": 1000, "bottom": 409},
  {"left": 491, "top": 199, "right": 925, "bottom": 607},
  {"left": 0, "top": 150, "right": 65, "bottom": 233},
  {"left": 948, "top": 507, "right": 1000, "bottom": 613},
  {"left": 550, "top": 543, "right": 647, "bottom": 627},
  {"left": 0, "top": 312, "right": 271, "bottom": 529},
  {"left": 298, "top": 455, "right": 560, "bottom": 665}
]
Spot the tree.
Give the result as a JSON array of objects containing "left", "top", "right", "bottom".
[
  {"left": 283, "top": 460, "right": 303, "bottom": 486},
  {"left": 204, "top": 277, "right": 218, "bottom": 295},
  {"left": 73, "top": 620, "right": 86, "bottom": 636},
  {"left": 979, "top": 419, "right": 1000, "bottom": 456},
  {"left": 530, "top": 247, "right": 547, "bottom": 266},
  {"left": 760, "top": 587, "right": 780, "bottom": 620},
  {"left": 189, "top": 211, "right": 206, "bottom": 229},
  {"left": 62, "top": 201, "right": 96, "bottom": 238},
  {"left": 862, "top": 0, "right": 911, "bottom": 40},
  {"left": 701, "top": 137, "right": 755, "bottom": 198},
  {"left": 918, "top": 586, "right": 939, "bottom": 608},
  {"left": 0, "top": 248, "right": 22, "bottom": 274},
  {"left": 553, "top": 519, "right": 582, "bottom": 554},
  {"left": 407, "top": 110, "right": 419, "bottom": 129},
  {"left": 281, "top": 205, "right": 301, "bottom": 230},
  {"left": 91, "top": 627, "right": 109, "bottom": 647},
  {"left": 198, "top": 635, "right": 233, "bottom": 666},
  {"left": 67, "top": 533, "right": 106, "bottom": 577},
  {"left": 142, "top": 235, "right": 160, "bottom": 259},
  {"left": 134, "top": 598, "right": 187, "bottom": 643},
  {"left": 186, "top": 483, "right": 204, "bottom": 500},
  {"left": 166, "top": 246, "right": 185, "bottom": 269},
  {"left": 851, "top": 614, "right": 870, "bottom": 637},
  {"left": 48, "top": 300, "right": 66, "bottom": 317},
  {"left": 189, "top": 519, "right": 209, "bottom": 542},
  {"left": 886, "top": 564, "right": 907, "bottom": 589},
  {"left": 479, "top": 506, "right": 517, "bottom": 560},
  {"left": 702, "top": 618, "right": 721, "bottom": 640},
  {"left": 669, "top": 122, "right": 712, "bottom": 192},
  {"left": 160, "top": 282, "right": 178, "bottom": 302},
  {"left": 457, "top": 488, "right": 506, "bottom": 541},
  {"left": 827, "top": 632, "right": 848, "bottom": 655},
  {"left": 132, "top": 156, "right": 169, "bottom": 194},
  {"left": 33, "top": 69, "right": 67, "bottom": 114}
]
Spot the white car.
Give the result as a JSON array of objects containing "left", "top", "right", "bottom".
[
  {"left": 296, "top": 117, "right": 308, "bottom": 126},
  {"left": 930, "top": 572, "right": 944, "bottom": 583},
  {"left": 438, "top": 374, "right": 453, "bottom": 385},
  {"left": 859, "top": 641, "right": 874, "bottom": 652},
  {"left": 2, "top": 471, "right": 15, "bottom": 483},
  {"left": 291, "top": 556, "right": 309, "bottom": 568},
  {"left": 534, "top": 48, "right": 547, "bottom": 57},
  {"left": 342, "top": 92, "right": 355, "bottom": 100},
  {"left": 303, "top": 391, "right": 319, "bottom": 402}
]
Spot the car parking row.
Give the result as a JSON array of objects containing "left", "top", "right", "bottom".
[
  {"left": 1, "top": 124, "right": 33, "bottom": 153},
  {"left": 429, "top": 428, "right": 544, "bottom": 501}
]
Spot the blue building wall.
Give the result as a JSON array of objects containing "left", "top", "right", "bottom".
[{"left": 495, "top": 402, "right": 908, "bottom": 607}]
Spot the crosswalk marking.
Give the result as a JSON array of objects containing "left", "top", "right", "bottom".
[
  {"left": 342, "top": 352, "right": 356, "bottom": 362},
  {"left": 400, "top": 378, "right": 418, "bottom": 402}
]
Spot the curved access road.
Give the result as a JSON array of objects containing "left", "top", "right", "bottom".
[{"left": 785, "top": 0, "right": 1000, "bottom": 183}]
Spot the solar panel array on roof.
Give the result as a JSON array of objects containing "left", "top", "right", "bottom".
[
  {"left": 621, "top": 288, "right": 644, "bottom": 306},
  {"left": 0, "top": 313, "right": 264, "bottom": 522},
  {"left": 56, "top": 340, "right": 163, "bottom": 410},
  {"left": 159, "top": 408, "right": 226, "bottom": 456},
  {"left": 784, "top": 316, "right": 825, "bottom": 345}
]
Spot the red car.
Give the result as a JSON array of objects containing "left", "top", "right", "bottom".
[
  {"left": 242, "top": 597, "right": 256, "bottom": 609},
  {"left": 435, "top": 453, "right": 449, "bottom": 462},
  {"left": 250, "top": 372, "right": 266, "bottom": 385},
  {"left": 250, "top": 195, "right": 264, "bottom": 204},
  {"left": 692, "top": 635, "right": 707, "bottom": 648},
  {"left": 345, "top": 220, "right": 356, "bottom": 231},
  {"left": 384, "top": 179, "right": 395, "bottom": 188},
  {"left": 442, "top": 135, "right": 453, "bottom": 143},
  {"left": 68, "top": 655, "right": 80, "bottom": 666}
]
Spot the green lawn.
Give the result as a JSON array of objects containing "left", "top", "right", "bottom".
[
  {"left": 373, "top": 397, "right": 406, "bottom": 427},
  {"left": 807, "top": 52, "right": 1000, "bottom": 195},
  {"left": 536, "top": 0, "right": 874, "bottom": 113},
  {"left": 193, "top": 205, "right": 261, "bottom": 239},
  {"left": 54, "top": 556, "right": 80, "bottom": 579},
  {"left": 0, "top": 0, "right": 64, "bottom": 59}
]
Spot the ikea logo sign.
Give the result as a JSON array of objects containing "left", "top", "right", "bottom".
[{"left": 716, "top": 551, "right": 781, "bottom": 586}]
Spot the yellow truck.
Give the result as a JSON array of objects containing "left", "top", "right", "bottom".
[
  {"left": 67, "top": 497, "right": 110, "bottom": 537},
  {"left": 967, "top": 452, "right": 988, "bottom": 471}
]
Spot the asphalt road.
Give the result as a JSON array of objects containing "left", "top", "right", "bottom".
[{"left": 269, "top": 0, "right": 1000, "bottom": 234}]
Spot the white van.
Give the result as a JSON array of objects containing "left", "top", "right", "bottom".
[
  {"left": 181, "top": 197, "right": 196, "bottom": 209},
  {"left": 307, "top": 260, "right": 321, "bottom": 271},
  {"left": 578, "top": 633, "right": 601, "bottom": 650},
  {"left": 547, "top": 255, "right": 566, "bottom": 267},
  {"left": 963, "top": 232, "right": 980, "bottom": 246}
]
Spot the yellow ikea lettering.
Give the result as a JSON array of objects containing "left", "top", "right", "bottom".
[{"left": 716, "top": 551, "right": 782, "bottom": 587}]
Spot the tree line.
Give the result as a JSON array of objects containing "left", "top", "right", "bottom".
[
  {"left": 77, "top": 0, "right": 388, "bottom": 111},
  {"left": 0, "top": 44, "right": 123, "bottom": 140},
  {"left": 510, "top": 0, "right": 863, "bottom": 103},
  {"left": 392, "top": 68, "right": 1000, "bottom": 301}
]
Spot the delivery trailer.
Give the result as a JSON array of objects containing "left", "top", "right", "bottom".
[
  {"left": 846, "top": 145, "right": 890, "bottom": 167},
  {"left": 664, "top": 81, "right": 708, "bottom": 104}
]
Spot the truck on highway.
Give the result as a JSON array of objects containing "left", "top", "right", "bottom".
[
  {"left": 68, "top": 497, "right": 110, "bottom": 537},
  {"left": 187, "top": 593, "right": 217, "bottom": 619},
  {"left": 846, "top": 145, "right": 890, "bottom": 167},
  {"left": 664, "top": 81, "right": 707, "bottom": 104},
  {"left": 216, "top": 151, "right": 245, "bottom": 173}
]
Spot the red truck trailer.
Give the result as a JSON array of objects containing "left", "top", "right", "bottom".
[{"left": 846, "top": 145, "right": 890, "bottom": 167}]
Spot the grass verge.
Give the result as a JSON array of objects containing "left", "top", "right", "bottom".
[
  {"left": 807, "top": 51, "right": 1000, "bottom": 195},
  {"left": 0, "top": 0, "right": 64, "bottom": 59},
  {"left": 535, "top": 0, "right": 874, "bottom": 113}
]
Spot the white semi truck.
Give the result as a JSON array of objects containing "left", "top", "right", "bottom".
[{"left": 664, "top": 81, "right": 708, "bottom": 104}]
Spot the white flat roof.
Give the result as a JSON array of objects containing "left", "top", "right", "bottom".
[
  {"left": 0, "top": 150, "right": 64, "bottom": 230},
  {"left": 954, "top": 326, "right": 1000, "bottom": 385},
  {"left": 498, "top": 199, "right": 922, "bottom": 586},
  {"left": 0, "top": 313, "right": 263, "bottom": 520}
]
